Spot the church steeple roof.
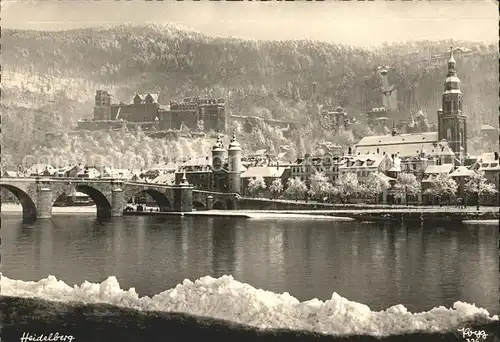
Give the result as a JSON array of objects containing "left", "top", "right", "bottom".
[
  {"left": 444, "top": 46, "right": 461, "bottom": 94},
  {"left": 447, "top": 46, "right": 457, "bottom": 76}
]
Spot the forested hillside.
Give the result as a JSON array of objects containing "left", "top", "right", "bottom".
[{"left": 2, "top": 24, "right": 498, "bottom": 168}]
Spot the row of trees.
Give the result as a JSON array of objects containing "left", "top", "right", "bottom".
[
  {"left": 246, "top": 171, "right": 395, "bottom": 202},
  {"left": 245, "top": 171, "right": 497, "bottom": 205}
]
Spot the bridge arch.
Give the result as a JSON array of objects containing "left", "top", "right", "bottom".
[
  {"left": 213, "top": 199, "right": 235, "bottom": 210},
  {"left": 126, "top": 189, "right": 172, "bottom": 212},
  {"left": 0, "top": 184, "right": 38, "bottom": 222},
  {"left": 193, "top": 200, "right": 207, "bottom": 211},
  {"left": 75, "top": 185, "right": 112, "bottom": 218}
]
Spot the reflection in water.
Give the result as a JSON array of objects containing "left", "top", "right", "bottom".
[{"left": 1, "top": 213, "right": 498, "bottom": 314}]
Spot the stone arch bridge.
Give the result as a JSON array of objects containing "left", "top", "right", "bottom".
[{"left": 0, "top": 178, "right": 239, "bottom": 222}]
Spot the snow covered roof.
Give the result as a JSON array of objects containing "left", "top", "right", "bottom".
[
  {"left": 357, "top": 132, "right": 438, "bottom": 147},
  {"left": 339, "top": 154, "right": 388, "bottom": 170},
  {"left": 424, "top": 164, "right": 454, "bottom": 175},
  {"left": 2, "top": 170, "right": 17, "bottom": 177},
  {"left": 355, "top": 132, "right": 455, "bottom": 158},
  {"left": 241, "top": 166, "right": 288, "bottom": 179},
  {"left": 149, "top": 162, "right": 178, "bottom": 171},
  {"left": 27, "top": 164, "right": 55, "bottom": 172},
  {"left": 477, "top": 152, "right": 498, "bottom": 163},
  {"left": 449, "top": 166, "right": 476, "bottom": 178},
  {"left": 151, "top": 173, "right": 175, "bottom": 185},
  {"left": 475, "top": 161, "right": 500, "bottom": 172},
  {"left": 480, "top": 124, "right": 498, "bottom": 132},
  {"left": 369, "top": 107, "right": 387, "bottom": 113},
  {"left": 248, "top": 149, "right": 267, "bottom": 156},
  {"left": 2, "top": 274, "right": 498, "bottom": 338},
  {"left": 181, "top": 157, "right": 212, "bottom": 167}
]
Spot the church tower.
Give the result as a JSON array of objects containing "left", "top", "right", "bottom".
[{"left": 437, "top": 47, "right": 467, "bottom": 164}]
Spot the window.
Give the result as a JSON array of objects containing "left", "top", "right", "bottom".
[{"left": 412, "top": 164, "right": 417, "bottom": 170}]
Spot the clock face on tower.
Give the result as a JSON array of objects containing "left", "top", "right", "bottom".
[
  {"left": 213, "top": 156, "right": 222, "bottom": 170},
  {"left": 444, "top": 95, "right": 451, "bottom": 103}
]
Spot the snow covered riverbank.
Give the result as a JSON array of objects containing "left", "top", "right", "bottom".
[
  {"left": 2, "top": 204, "right": 354, "bottom": 220},
  {"left": 1, "top": 203, "right": 97, "bottom": 214},
  {"left": 1, "top": 275, "right": 498, "bottom": 338}
]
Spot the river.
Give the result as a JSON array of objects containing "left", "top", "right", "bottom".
[{"left": 1, "top": 211, "right": 498, "bottom": 314}]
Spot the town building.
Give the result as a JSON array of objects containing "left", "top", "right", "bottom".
[
  {"left": 240, "top": 166, "right": 290, "bottom": 198},
  {"left": 76, "top": 166, "right": 101, "bottom": 179},
  {"left": 449, "top": 166, "right": 477, "bottom": 203},
  {"left": 289, "top": 152, "right": 349, "bottom": 183},
  {"left": 470, "top": 152, "right": 500, "bottom": 186},
  {"left": 338, "top": 153, "right": 394, "bottom": 183},
  {"left": 26, "top": 164, "right": 56, "bottom": 177},
  {"left": 142, "top": 162, "right": 178, "bottom": 179},
  {"left": 398, "top": 154, "right": 434, "bottom": 181},
  {"left": 59, "top": 164, "right": 84, "bottom": 178}
]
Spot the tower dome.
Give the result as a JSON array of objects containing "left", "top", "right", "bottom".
[
  {"left": 228, "top": 134, "right": 241, "bottom": 151},
  {"left": 212, "top": 134, "right": 225, "bottom": 152}
]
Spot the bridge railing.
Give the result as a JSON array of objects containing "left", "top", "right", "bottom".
[{"left": 193, "top": 190, "right": 240, "bottom": 197}]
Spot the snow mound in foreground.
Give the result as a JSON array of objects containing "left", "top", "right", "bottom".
[{"left": 1, "top": 274, "right": 498, "bottom": 337}]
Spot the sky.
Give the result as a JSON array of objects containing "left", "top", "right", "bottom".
[{"left": 2, "top": 1, "right": 498, "bottom": 47}]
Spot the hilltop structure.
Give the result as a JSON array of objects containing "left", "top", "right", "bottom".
[
  {"left": 356, "top": 47, "right": 468, "bottom": 167},
  {"left": 84, "top": 92, "right": 228, "bottom": 133}
]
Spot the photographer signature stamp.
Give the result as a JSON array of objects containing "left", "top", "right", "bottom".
[{"left": 457, "top": 327, "right": 490, "bottom": 342}]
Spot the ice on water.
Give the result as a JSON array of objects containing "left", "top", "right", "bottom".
[{"left": 1, "top": 274, "right": 498, "bottom": 337}]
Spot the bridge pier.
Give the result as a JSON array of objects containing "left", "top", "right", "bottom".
[
  {"left": 111, "top": 188, "right": 124, "bottom": 217},
  {"left": 206, "top": 195, "right": 214, "bottom": 210},
  {"left": 37, "top": 188, "right": 53, "bottom": 219},
  {"left": 172, "top": 184, "right": 193, "bottom": 212}
]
